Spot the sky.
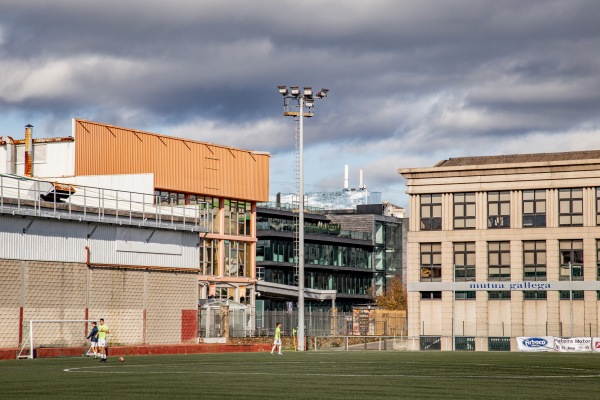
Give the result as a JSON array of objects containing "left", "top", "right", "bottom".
[{"left": 1, "top": 1, "right": 600, "bottom": 211}]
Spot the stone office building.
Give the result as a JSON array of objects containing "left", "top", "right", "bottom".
[{"left": 400, "top": 151, "right": 600, "bottom": 351}]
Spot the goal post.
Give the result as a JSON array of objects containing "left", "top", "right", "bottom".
[{"left": 18, "top": 319, "right": 97, "bottom": 359}]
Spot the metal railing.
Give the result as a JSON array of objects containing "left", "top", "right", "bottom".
[{"left": 0, "top": 173, "right": 209, "bottom": 232}]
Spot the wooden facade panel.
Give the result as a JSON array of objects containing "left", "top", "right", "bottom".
[{"left": 74, "top": 119, "right": 270, "bottom": 201}]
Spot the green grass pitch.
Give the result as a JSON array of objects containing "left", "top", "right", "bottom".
[{"left": 2, "top": 351, "right": 600, "bottom": 399}]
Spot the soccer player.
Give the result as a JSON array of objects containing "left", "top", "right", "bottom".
[
  {"left": 97, "top": 318, "right": 110, "bottom": 363},
  {"left": 86, "top": 321, "right": 99, "bottom": 358},
  {"left": 271, "top": 322, "right": 282, "bottom": 355}
]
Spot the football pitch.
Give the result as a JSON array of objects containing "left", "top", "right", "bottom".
[{"left": 1, "top": 351, "right": 600, "bottom": 399}]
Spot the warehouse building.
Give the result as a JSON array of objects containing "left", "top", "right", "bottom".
[
  {"left": 0, "top": 120, "right": 270, "bottom": 348},
  {"left": 400, "top": 151, "right": 600, "bottom": 351}
]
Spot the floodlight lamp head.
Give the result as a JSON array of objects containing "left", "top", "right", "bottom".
[
  {"left": 277, "top": 85, "right": 288, "bottom": 95},
  {"left": 317, "top": 88, "right": 329, "bottom": 98},
  {"left": 305, "top": 98, "right": 315, "bottom": 108},
  {"left": 303, "top": 87, "right": 313, "bottom": 97},
  {"left": 290, "top": 86, "right": 300, "bottom": 96}
]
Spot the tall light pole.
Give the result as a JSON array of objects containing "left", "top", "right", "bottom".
[{"left": 277, "top": 85, "right": 328, "bottom": 351}]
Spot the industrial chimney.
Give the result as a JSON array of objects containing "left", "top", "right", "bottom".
[
  {"left": 344, "top": 164, "right": 349, "bottom": 190},
  {"left": 24, "top": 124, "right": 33, "bottom": 177},
  {"left": 359, "top": 169, "right": 365, "bottom": 190}
]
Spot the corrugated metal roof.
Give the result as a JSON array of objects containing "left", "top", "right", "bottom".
[
  {"left": 435, "top": 150, "right": 600, "bottom": 167},
  {"left": 73, "top": 119, "right": 270, "bottom": 202}
]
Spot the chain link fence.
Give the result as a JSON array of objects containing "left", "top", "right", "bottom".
[{"left": 199, "top": 308, "right": 407, "bottom": 338}]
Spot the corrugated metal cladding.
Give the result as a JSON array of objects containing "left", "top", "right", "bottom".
[
  {"left": 74, "top": 119, "right": 270, "bottom": 202},
  {"left": 0, "top": 215, "right": 199, "bottom": 269}
]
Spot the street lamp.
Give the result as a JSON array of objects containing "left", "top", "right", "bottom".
[{"left": 277, "top": 84, "right": 328, "bottom": 351}]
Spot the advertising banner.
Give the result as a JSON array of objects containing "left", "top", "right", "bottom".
[
  {"left": 593, "top": 338, "right": 600, "bottom": 352},
  {"left": 554, "top": 337, "right": 592, "bottom": 352},
  {"left": 516, "top": 336, "right": 554, "bottom": 352}
]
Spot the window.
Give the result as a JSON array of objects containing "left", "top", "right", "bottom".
[
  {"left": 420, "top": 243, "right": 442, "bottom": 282},
  {"left": 597, "top": 240, "right": 600, "bottom": 280},
  {"left": 455, "top": 291, "right": 476, "bottom": 300},
  {"left": 454, "top": 242, "right": 475, "bottom": 281},
  {"left": 454, "top": 193, "right": 476, "bottom": 229},
  {"left": 200, "top": 239, "right": 218, "bottom": 276},
  {"left": 488, "top": 242, "right": 510, "bottom": 281},
  {"left": 420, "top": 194, "right": 442, "bottom": 231},
  {"left": 196, "top": 196, "right": 220, "bottom": 233},
  {"left": 488, "top": 191, "right": 510, "bottom": 228},
  {"left": 596, "top": 188, "right": 600, "bottom": 225},
  {"left": 523, "top": 241, "right": 546, "bottom": 281},
  {"left": 224, "top": 241, "right": 251, "bottom": 277},
  {"left": 523, "top": 291, "right": 547, "bottom": 300},
  {"left": 559, "top": 291, "right": 584, "bottom": 300},
  {"left": 523, "top": 190, "right": 546, "bottom": 227},
  {"left": 488, "top": 291, "right": 511, "bottom": 300},
  {"left": 224, "top": 200, "right": 251, "bottom": 236},
  {"left": 559, "top": 189, "right": 583, "bottom": 226},
  {"left": 559, "top": 240, "right": 583, "bottom": 281},
  {"left": 420, "top": 291, "right": 442, "bottom": 300}
]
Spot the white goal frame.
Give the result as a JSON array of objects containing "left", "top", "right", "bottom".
[{"left": 18, "top": 319, "right": 97, "bottom": 359}]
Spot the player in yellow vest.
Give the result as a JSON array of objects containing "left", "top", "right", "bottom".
[
  {"left": 97, "top": 318, "right": 110, "bottom": 363},
  {"left": 271, "top": 322, "right": 282, "bottom": 355}
]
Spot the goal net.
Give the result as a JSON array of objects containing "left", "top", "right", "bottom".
[{"left": 18, "top": 320, "right": 97, "bottom": 359}]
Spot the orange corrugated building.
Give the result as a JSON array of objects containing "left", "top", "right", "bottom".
[
  {"left": 68, "top": 119, "right": 270, "bottom": 309},
  {"left": 74, "top": 119, "right": 269, "bottom": 202},
  {"left": 2, "top": 119, "right": 270, "bottom": 306}
]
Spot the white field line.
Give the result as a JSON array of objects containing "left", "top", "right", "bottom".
[{"left": 63, "top": 362, "right": 600, "bottom": 379}]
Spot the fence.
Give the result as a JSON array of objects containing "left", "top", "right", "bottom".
[
  {"left": 421, "top": 321, "right": 597, "bottom": 338},
  {"left": 311, "top": 336, "right": 419, "bottom": 351},
  {"left": 199, "top": 308, "right": 407, "bottom": 338},
  {"left": 0, "top": 173, "right": 208, "bottom": 232}
]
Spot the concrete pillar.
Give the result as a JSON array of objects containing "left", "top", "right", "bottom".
[{"left": 220, "top": 305, "right": 230, "bottom": 340}]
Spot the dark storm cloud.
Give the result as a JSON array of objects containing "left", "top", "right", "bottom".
[{"left": 1, "top": 0, "right": 600, "bottom": 204}]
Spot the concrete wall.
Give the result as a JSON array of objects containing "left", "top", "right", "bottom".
[
  {"left": 0, "top": 215, "right": 200, "bottom": 269},
  {"left": 0, "top": 259, "right": 198, "bottom": 349}
]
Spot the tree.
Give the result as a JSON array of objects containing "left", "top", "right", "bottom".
[{"left": 375, "top": 276, "right": 407, "bottom": 310}]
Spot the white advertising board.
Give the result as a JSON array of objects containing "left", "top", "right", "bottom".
[
  {"left": 554, "top": 337, "right": 592, "bottom": 352},
  {"left": 516, "top": 337, "right": 554, "bottom": 352}
]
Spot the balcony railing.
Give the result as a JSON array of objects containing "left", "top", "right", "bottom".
[
  {"left": 258, "top": 201, "right": 328, "bottom": 214},
  {"left": 257, "top": 218, "right": 372, "bottom": 241},
  {"left": 0, "top": 173, "right": 209, "bottom": 232}
]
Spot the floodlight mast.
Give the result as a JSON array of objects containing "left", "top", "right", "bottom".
[{"left": 278, "top": 85, "right": 328, "bottom": 352}]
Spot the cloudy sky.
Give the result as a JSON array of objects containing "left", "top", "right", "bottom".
[{"left": 1, "top": 1, "right": 600, "bottom": 210}]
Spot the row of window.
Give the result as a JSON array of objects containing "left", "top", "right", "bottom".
[
  {"left": 261, "top": 267, "right": 372, "bottom": 295},
  {"left": 420, "top": 188, "right": 593, "bottom": 231},
  {"left": 420, "top": 290, "right": 594, "bottom": 300},
  {"left": 420, "top": 239, "right": 590, "bottom": 282},
  {"left": 200, "top": 239, "right": 252, "bottom": 277},
  {"left": 257, "top": 216, "right": 372, "bottom": 241},
  {"left": 154, "top": 191, "right": 251, "bottom": 235},
  {"left": 257, "top": 240, "right": 372, "bottom": 269}
]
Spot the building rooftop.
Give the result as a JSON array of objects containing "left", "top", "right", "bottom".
[{"left": 435, "top": 150, "right": 600, "bottom": 167}]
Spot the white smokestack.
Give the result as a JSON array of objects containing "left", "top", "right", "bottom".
[
  {"left": 344, "top": 164, "right": 349, "bottom": 190},
  {"left": 359, "top": 169, "right": 364, "bottom": 189}
]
